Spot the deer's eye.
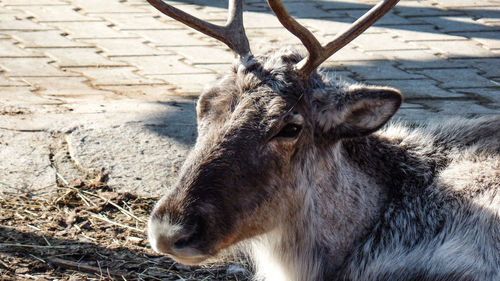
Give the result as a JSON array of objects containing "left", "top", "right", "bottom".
[{"left": 275, "top": 124, "right": 302, "bottom": 139}]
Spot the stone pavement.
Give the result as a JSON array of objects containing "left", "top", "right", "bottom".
[{"left": 0, "top": 0, "right": 498, "bottom": 196}]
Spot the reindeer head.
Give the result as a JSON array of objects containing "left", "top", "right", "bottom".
[{"left": 147, "top": 0, "right": 401, "bottom": 265}]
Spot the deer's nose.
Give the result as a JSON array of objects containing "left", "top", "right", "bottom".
[
  {"left": 148, "top": 215, "right": 186, "bottom": 252},
  {"left": 148, "top": 214, "right": 202, "bottom": 253},
  {"left": 153, "top": 231, "right": 193, "bottom": 254}
]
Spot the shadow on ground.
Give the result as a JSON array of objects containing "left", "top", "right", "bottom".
[
  {"left": 143, "top": 100, "right": 198, "bottom": 145},
  {"left": 166, "top": 0, "right": 499, "bottom": 40}
]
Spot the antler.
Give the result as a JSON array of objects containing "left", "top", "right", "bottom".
[
  {"left": 147, "top": 0, "right": 251, "bottom": 58},
  {"left": 266, "top": 0, "right": 400, "bottom": 79}
]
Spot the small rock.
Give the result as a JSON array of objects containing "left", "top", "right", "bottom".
[
  {"left": 15, "top": 267, "right": 30, "bottom": 274},
  {"left": 65, "top": 210, "right": 77, "bottom": 227},
  {"left": 226, "top": 264, "right": 248, "bottom": 275},
  {"left": 127, "top": 236, "right": 143, "bottom": 243},
  {"left": 69, "top": 179, "right": 84, "bottom": 188}
]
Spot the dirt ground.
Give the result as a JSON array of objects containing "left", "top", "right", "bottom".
[{"left": 0, "top": 173, "right": 251, "bottom": 281}]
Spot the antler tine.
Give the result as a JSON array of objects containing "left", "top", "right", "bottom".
[
  {"left": 266, "top": 0, "right": 400, "bottom": 79},
  {"left": 147, "top": 0, "right": 251, "bottom": 57},
  {"left": 266, "top": 0, "right": 323, "bottom": 65}
]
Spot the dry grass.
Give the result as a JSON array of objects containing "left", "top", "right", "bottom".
[{"left": 0, "top": 173, "right": 251, "bottom": 280}]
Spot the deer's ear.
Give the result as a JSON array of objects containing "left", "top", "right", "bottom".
[{"left": 313, "top": 85, "right": 402, "bottom": 138}]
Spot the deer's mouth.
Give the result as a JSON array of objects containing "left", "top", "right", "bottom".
[
  {"left": 165, "top": 224, "right": 225, "bottom": 265},
  {"left": 167, "top": 247, "right": 211, "bottom": 265},
  {"left": 167, "top": 228, "right": 241, "bottom": 266}
]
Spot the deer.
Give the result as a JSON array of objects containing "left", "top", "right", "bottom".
[{"left": 146, "top": 0, "right": 500, "bottom": 280}]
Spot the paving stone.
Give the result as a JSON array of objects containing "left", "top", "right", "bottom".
[
  {"left": 70, "top": 66, "right": 166, "bottom": 86},
  {"left": 20, "top": 5, "right": 101, "bottom": 22},
  {"left": 9, "top": 30, "right": 91, "bottom": 48},
  {"left": 164, "top": 46, "right": 235, "bottom": 65},
  {"left": 149, "top": 73, "right": 219, "bottom": 95},
  {"left": 114, "top": 55, "right": 212, "bottom": 75},
  {"left": 248, "top": 28, "right": 303, "bottom": 51},
  {"left": 481, "top": 19, "right": 500, "bottom": 27},
  {"left": 347, "top": 10, "right": 421, "bottom": 26},
  {"left": 0, "top": 39, "right": 45, "bottom": 57},
  {"left": 1, "top": 0, "right": 65, "bottom": 5},
  {"left": 424, "top": 40, "right": 496, "bottom": 58},
  {"left": 454, "top": 87, "right": 500, "bottom": 106},
  {"left": 322, "top": 45, "right": 386, "bottom": 62},
  {"left": 389, "top": 25, "right": 466, "bottom": 41},
  {"left": 97, "top": 13, "right": 184, "bottom": 30},
  {"left": 243, "top": 1, "right": 273, "bottom": 13},
  {"left": 71, "top": 0, "right": 148, "bottom": 14},
  {"left": 0, "top": 8, "right": 17, "bottom": 14},
  {"left": 0, "top": 87, "right": 61, "bottom": 110},
  {"left": 418, "top": 99, "right": 500, "bottom": 117},
  {"left": 317, "top": 0, "right": 375, "bottom": 11},
  {"left": 351, "top": 33, "right": 429, "bottom": 51},
  {"left": 415, "top": 16, "right": 498, "bottom": 33},
  {"left": 432, "top": 0, "right": 498, "bottom": 8},
  {"left": 0, "top": 129, "right": 56, "bottom": 194},
  {"left": 0, "top": 87, "right": 55, "bottom": 105},
  {"left": 413, "top": 68, "right": 497, "bottom": 88},
  {"left": 397, "top": 56, "right": 466, "bottom": 70},
  {"left": 98, "top": 85, "right": 178, "bottom": 101},
  {"left": 81, "top": 38, "right": 172, "bottom": 56},
  {"left": 455, "top": 58, "right": 500, "bottom": 78},
  {"left": 147, "top": 3, "right": 226, "bottom": 22},
  {"left": 393, "top": 3, "right": 465, "bottom": 17},
  {"left": 363, "top": 78, "right": 468, "bottom": 99},
  {"left": 196, "top": 63, "right": 233, "bottom": 75},
  {"left": 393, "top": 101, "right": 437, "bottom": 123},
  {"left": 0, "top": 57, "right": 77, "bottom": 77},
  {"left": 461, "top": 6, "right": 500, "bottom": 26},
  {"left": 0, "top": 13, "right": 55, "bottom": 31},
  {"left": 399, "top": 102, "right": 427, "bottom": 110},
  {"left": 132, "top": 29, "right": 212, "bottom": 47},
  {"left": 299, "top": 18, "right": 379, "bottom": 38},
  {"left": 366, "top": 48, "right": 438, "bottom": 61},
  {"left": 244, "top": 11, "right": 287, "bottom": 29},
  {"left": 66, "top": 114, "right": 196, "bottom": 195},
  {"left": 43, "top": 47, "right": 128, "bottom": 67},
  {"left": 459, "top": 31, "right": 500, "bottom": 50},
  {"left": 343, "top": 61, "right": 426, "bottom": 80},
  {"left": 0, "top": 73, "right": 29, "bottom": 86},
  {"left": 19, "top": 77, "right": 116, "bottom": 99},
  {"left": 280, "top": 2, "right": 332, "bottom": 18},
  {"left": 47, "top": 21, "right": 138, "bottom": 39}
]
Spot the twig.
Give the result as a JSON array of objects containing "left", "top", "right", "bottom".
[
  {"left": 88, "top": 213, "right": 144, "bottom": 233},
  {"left": 47, "top": 258, "right": 128, "bottom": 278},
  {"left": 23, "top": 209, "right": 37, "bottom": 216},
  {"left": 55, "top": 172, "right": 70, "bottom": 186},
  {"left": 42, "top": 235, "right": 52, "bottom": 246},
  {"left": 0, "top": 259, "right": 10, "bottom": 268},
  {"left": 27, "top": 225, "right": 41, "bottom": 231},
  {"left": 0, "top": 243, "right": 66, "bottom": 249},
  {"left": 28, "top": 254, "right": 46, "bottom": 263},
  {"left": 136, "top": 272, "right": 164, "bottom": 281},
  {"left": 0, "top": 182, "right": 13, "bottom": 189},
  {"left": 81, "top": 190, "right": 145, "bottom": 223},
  {"left": 77, "top": 192, "right": 93, "bottom": 207}
]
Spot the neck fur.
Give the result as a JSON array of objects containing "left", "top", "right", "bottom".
[{"left": 247, "top": 139, "right": 389, "bottom": 281}]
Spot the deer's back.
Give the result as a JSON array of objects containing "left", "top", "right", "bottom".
[{"left": 340, "top": 116, "right": 500, "bottom": 281}]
